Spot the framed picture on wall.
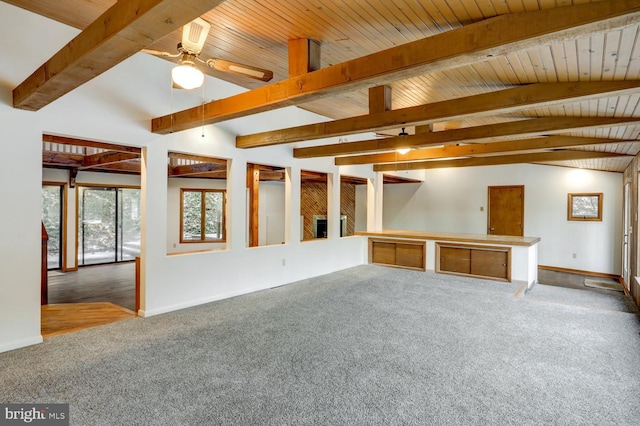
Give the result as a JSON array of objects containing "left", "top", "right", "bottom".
[{"left": 568, "top": 193, "right": 602, "bottom": 221}]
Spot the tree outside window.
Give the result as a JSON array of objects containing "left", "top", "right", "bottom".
[{"left": 181, "top": 189, "right": 226, "bottom": 242}]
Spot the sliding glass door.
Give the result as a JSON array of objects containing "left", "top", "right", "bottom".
[
  {"left": 118, "top": 188, "right": 141, "bottom": 262},
  {"left": 79, "top": 186, "right": 140, "bottom": 266},
  {"left": 42, "top": 185, "right": 63, "bottom": 270}
]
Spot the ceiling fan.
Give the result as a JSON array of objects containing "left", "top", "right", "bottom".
[{"left": 142, "top": 18, "right": 274, "bottom": 89}]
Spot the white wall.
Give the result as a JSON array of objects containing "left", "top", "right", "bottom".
[
  {"left": 383, "top": 164, "right": 623, "bottom": 275},
  {"left": 0, "top": 112, "right": 43, "bottom": 353}
]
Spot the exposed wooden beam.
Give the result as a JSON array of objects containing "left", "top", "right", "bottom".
[
  {"left": 373, "top": 151, "right": 630, "bottom": 171},
  {"left": 82, "top": 152, "right": 140, "bottom": 169},
  {"left": 335, "top": 136, "right": 632, "bottom": 165},
  {"left": 236, "top": 80, "right": 640, "bottom": 148},
  {"left": 383, "top": 175, "right": 424, "bottom": 184},
  {"left": 14, "top": 0, "right": 227, "bottom": 110},
  {"left": 247, "top": 163, "right": 260, "bottom": 247},
  {"left": 43, "top": 134, "right": 141, "bottom": 154},
  {"left": 301, "top": 170, "right": 328, "bottom": 183},
  {"left": 178, "top": 170, "right": 227, "bottom": 179},
  {"left": 341, "top": 175, "right": 368, "bottom": 185},
  {"left": 69, "top": 168, "right": 78, "bottom": 188},
  {"left": 369, "top": 86, "right": 392, "bottom": 114},
  {"left": 288, "top": 39, "right": 321, "bottom": 77},
  {"left": 173, "top": 171, "right": 227, "bottom": 179},
  {"left": 86, "top": 162, "right": 142, "bottom": 173},
  {"left": 168, "top": 152, "right": 228, "bottom": 167},
  {"left": 296, "top": 117, "right": 640, "bottom": 158},
  {"left": 169, "top": 162, "right": 227, "bottom": 177},
  {"left": 152, "top": 0, "right": 640, "bottom": 135},
  {"left": 42, "top": 152, "right": 84, "bottom": 167},
  {"left": 258, "top": 171, "right": 286, "bottom": 181}
]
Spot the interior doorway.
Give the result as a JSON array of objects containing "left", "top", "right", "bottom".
[
  {"left": 41, "top": 136, "right": 143, "bottom": 337},
  {"left": 487, "top": 185, "right": 524, "bottom": 236}
]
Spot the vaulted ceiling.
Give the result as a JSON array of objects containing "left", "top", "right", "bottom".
[{"left": 6, "top": 0, "right": 640, "bottom": 173}]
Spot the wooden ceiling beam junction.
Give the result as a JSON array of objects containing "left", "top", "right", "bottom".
[
  {"left": 369, "top": 86, "right": 392, "bottom": 114},
  {"left": 288, "top": 39, "right": 321, "bottom": 77}
]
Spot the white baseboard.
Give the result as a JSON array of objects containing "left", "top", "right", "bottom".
[
  {"left": 0, "top": 335, "right": 43, "bottom": 354},
  {"left": 138, "top": 284, "right": 274, "bottom": 318}
]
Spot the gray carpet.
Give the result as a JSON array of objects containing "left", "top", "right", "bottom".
[{"left": 2, "top": 265, "right": 640, "bottom": 425}]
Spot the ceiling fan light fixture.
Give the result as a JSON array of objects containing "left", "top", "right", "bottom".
[
  {"left": 171, "top": 54, "right": 204, "bottom": 90},
  {"left": 396, "top": 127, "right": 411, "bottom": 154}
]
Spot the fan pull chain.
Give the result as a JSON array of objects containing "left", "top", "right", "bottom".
[
  {"left": 201, "top": 82, "right": 205, "bottom": 138},
  {"left": 170, "top": 79, "right": 174, "bottom": 134}
]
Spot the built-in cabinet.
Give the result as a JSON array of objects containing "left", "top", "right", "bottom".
[
  {"left": 436, "top": 242, "right": 510, "bottom": 281},
  {"left": 360, "top": 230, "right": 539, "bottom": 287},
  {"left": 369, "top": 238, "right": 426, "bottom": 271}
]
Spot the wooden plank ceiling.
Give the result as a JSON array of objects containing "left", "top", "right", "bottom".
[{"left": 9, "top": 0, "right": 640, "bottom": 173}]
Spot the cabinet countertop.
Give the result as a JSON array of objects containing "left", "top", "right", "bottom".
[{"left": 356, "top": 230, "right": 540, "bottom": 247}]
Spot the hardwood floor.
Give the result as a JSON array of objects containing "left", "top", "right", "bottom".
[
  {"left": 48, "top": 262, "right": 136, "bottom": 311},
  {"left": 43, "top": 263, "right": 136, "bottom": 337},
  {"left": 41, "top": 302, "right": 134, "bottom": 338}
]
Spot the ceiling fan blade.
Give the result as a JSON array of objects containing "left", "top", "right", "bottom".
[
  {"left": 205, "top": 59, "right": 274, "bottom": 82},
  {"left": 181, "top": 18, "right": 211, "bottom": 55},
  {"left": 141, "top": 49, "right": 180, "bottom": 58}
]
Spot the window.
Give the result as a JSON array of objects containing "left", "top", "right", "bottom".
[
  {"left": 568, "top": 193, "right": 602, "bottom": 221},
  {"left": 181, "top": 189, "right": 226, "bottom": 242}
]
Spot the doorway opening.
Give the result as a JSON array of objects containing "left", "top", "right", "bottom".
[{"left": 41, "top": 135, "right": 142, "bottom": 337}]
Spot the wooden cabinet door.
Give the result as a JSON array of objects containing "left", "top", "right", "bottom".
[
  {"left": 371, "top": 241, "right": 396, "bottom": 265},
  {"left": 396, "top": 244, "right": 424, "bottom": 269},
  {"left": 471, "top": 249, "right": 508, "bottom": 279},
  {"left": 439, "top": 247, "right": 471, "bottom": 274}
]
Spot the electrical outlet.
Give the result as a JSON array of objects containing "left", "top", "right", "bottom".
[
  {"left": 572, "top": 253, "right": 577, "bottom": 259},
  {"left": 282, "top": 258, "right": 286, "bottom": 266}
]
